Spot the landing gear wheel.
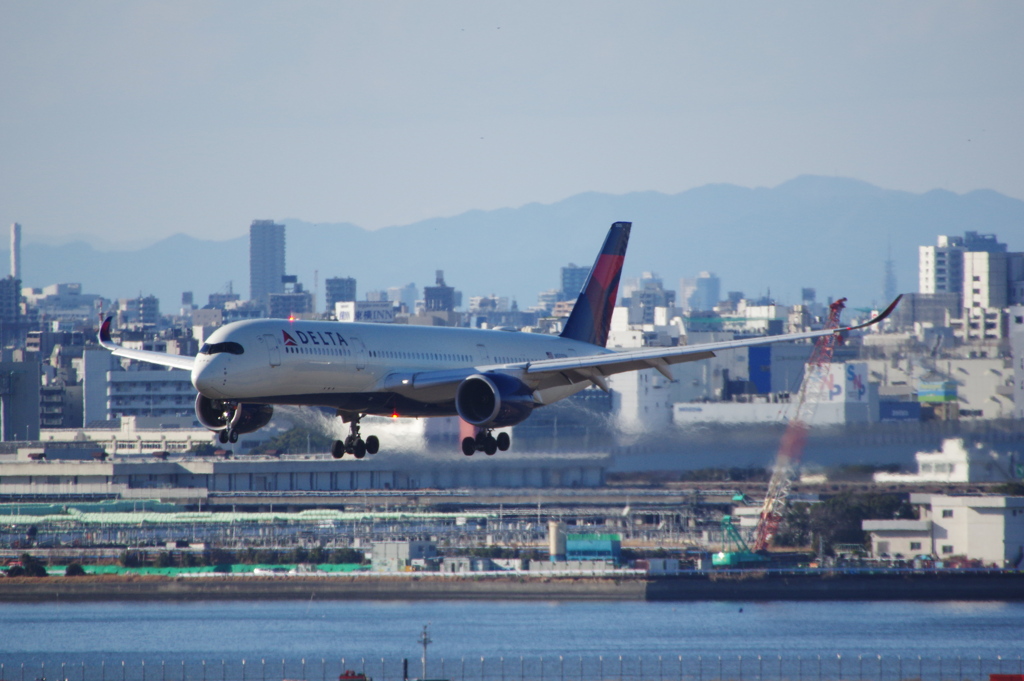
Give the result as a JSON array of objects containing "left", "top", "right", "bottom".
[
  {"left": 461, "top": 437, "right": 476, "bottom": 456},
  {"left": 496, "top": 432, "right": 510, "bottom": 451},
  {"left": 483, "top": 435, "right": 498, "bottom": 456},
  {"left": 228, "top": 430, "right": 239, "bottom": 444},
  {"left": 218, "top": 430, "right": 229, "bottom": 444},
  {"left": 334, "top": 412, "right": 376, "bottom": 461}
]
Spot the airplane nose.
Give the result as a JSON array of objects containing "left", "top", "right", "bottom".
[{"left": 192, "top": 357, "right": 227, "bottom": 398}]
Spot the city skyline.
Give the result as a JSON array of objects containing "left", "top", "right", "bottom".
[
  {"left": 2, "top": 3, "right": 1023, "bottom": 247},
  {"left": 6, "top": 177, "right": 1024, "bottom": 311}
]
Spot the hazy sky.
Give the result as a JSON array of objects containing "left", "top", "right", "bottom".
[{"left": 2, "top": 1, "right": 1022, "bottom": 247}]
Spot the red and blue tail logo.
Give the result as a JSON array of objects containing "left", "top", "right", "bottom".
[{"left": 560, "top": 222, "right": 631, "bottom": 348}]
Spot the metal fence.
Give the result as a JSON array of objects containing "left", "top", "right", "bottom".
[{"left": 2, "top": 655, "right": 1022, "bottom": 681}]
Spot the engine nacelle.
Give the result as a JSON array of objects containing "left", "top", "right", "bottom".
[
  {"left": 194, "top": 394, "right": 273, "bottom": 434},
  {"left": 455, "top": 373, "right": 535, "bottom": 429}
]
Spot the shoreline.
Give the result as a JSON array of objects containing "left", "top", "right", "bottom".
[{"left": 2, "top": 572, "right": 1023, "bottom": 602}]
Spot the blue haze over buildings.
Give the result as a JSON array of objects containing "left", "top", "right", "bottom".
[
  {"left": 2, "top": 183, "right": 1024, "bottom": 448},
  {"left": 1, "top": 189, "right": 1024, "bottom": 576}
]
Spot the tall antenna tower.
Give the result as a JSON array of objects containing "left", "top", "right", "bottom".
[
  {"left": 10, "top": 223, "right": 21, "bottom": 279},
  {"left": 882, "top": 239, "right": 898, "bottom": 304}
]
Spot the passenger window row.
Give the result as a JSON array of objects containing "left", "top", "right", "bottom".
[{"left": 369, "top": 350, "right": 472, "bottom": 362}]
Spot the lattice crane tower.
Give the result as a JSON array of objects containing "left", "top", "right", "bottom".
[{"left": 753, "top": 297, "right": 847, "bottom": 552}]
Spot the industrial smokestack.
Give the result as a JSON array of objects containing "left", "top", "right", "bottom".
[{"left": 10, "top": 223, "right": 20, "bottom": 279}]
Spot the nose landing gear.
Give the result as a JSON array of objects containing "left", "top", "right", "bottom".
[
  {"left": 461, "top": 430, "right": 510, "bottom": 456},
  {"left": 331, "top": 413, "right": 379, "bottom": 459},
  {"left": 216, "top": 402, "right": 240, "bottom": 444}
]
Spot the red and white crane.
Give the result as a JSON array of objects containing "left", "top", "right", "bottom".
[{"left": 752, "top": 297, "right": 848, "bottom": 552}]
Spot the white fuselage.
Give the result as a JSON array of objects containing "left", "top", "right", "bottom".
[{"left": 191, "top": 319, "right": 606, "bottom": 416}]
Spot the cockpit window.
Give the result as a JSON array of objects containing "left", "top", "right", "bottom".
[{"left": 200, "top": 341, "right": 245, "bottom": 356}]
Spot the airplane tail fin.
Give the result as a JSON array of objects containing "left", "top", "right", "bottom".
[{"left": 560, "top": 221, "right": 631, "bottom": 347}]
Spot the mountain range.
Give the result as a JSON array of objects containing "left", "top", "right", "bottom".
[{"left": 8, "top": 176, "right": 1024, "bottom": 313}]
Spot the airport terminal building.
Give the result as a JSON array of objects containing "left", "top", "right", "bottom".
[{"left": 0, "top": 449, "right": 610, "bottom": 505}]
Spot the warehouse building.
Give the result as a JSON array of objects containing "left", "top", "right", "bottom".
[{"left": 863, "top": 493, "right": 1024, "bottom": 567}]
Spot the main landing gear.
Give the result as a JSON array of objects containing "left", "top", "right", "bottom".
[
  {"left": 331, "top": 414, "right": 379, "bottom": 460},
  {"left": 461, "top": 430, "right": 510, "bottom": 456},
  {"left": 217, "top": 428, "right": 239, "bottom": 444}
]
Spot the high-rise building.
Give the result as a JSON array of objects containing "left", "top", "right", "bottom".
[
  {"left": 268, "top": 292, "right": 312, "bottom": 319},
  {"left": 424, "top": 270, "right": 455, "bottom": 312},
  {"left": 249, "top": 220, "right": 286, "bottom": 307},
  {"left": 621, "top": 272, "right": 676, "bottom": 325},
  {"left": 0, "top": 275, "right": 22, "bottom": 345},
  {"left": 690, "top": 272, "right": 720, "bottom": 312},
  {"left": 963, "top": 251, "right": 1009, "bottom": 311},
  {"left": 118, "top": 295, "right": 160, "bottom": 327},
  {"left": 1010, "top": 255, "right": 1024, "bottom": 306},
  {"left": 268, "top": 278, "right": 313, "bottom": 319},
  {"left": 883, "top": 254, "right": 898, "bottom": 303},
  {"left": 919, "top": 232, "right": 1007, "bottom": 299},
  {"left": 0, "top": 359, "right": 40, "bottom": 441},
  {"left": 387, "top": 283, "right": 418, "bottom": 312},
  {"left": 560, "top": 264, "right": 590, "bottom": 301},
  {"left": 324, "top": 277, "right": 357, "bottom": 312},
  {"left": 919, "top": 235, "right": 965, "bottom": 297}
]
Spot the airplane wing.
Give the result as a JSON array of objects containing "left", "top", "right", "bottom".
[
  {"left": 524, "top": 295, "right": 903, "bottom": 387},
  {"left": 384, "top": 296, "right": 902, "bottom": 394},
  {"left": 98, "top": 317, "right": 196, "bottom": 371}
]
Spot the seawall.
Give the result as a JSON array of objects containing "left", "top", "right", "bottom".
[
  {"left": 645, "top": 571, "right": 1024, "bottom": 601},
  {"left": 2, "top": 572, "right": 1023, "bottom": 602},
  {"left": 0, "top": 575, "right": 646, "bottom": 602}
]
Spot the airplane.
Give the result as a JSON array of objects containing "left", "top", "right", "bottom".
[{"left": 99, "top": 222, "right": 901, "bottom": 459}]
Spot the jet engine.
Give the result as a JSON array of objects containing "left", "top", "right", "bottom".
[
  {"left": 455, "top": 373, "right": 535, "bottom": 429},
  {"left": 194, "top": 394, "right": 273, "bottom": 434}
]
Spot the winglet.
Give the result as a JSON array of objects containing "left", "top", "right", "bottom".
[
  {"left": 99, "top": 316, "right": 115, "bottom": 349},
  {"left": 95, "top": 314, "right": 197, "bottom": 371},
  {"left": 844, "top": 295, "right": 903, "bottom": 332}
]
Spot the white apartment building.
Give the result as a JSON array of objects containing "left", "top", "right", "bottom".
[
  {"left": 864, "top": 493, "right": 1024, "bottom": 567},
  {"left": 873, "top": 438, "right": 1022, "bottom": 484},
  {"left": 107, "top": 368, "right": 195, "bottom": 419},
  {"left": 964, "top": 251, "right": 1010, "bottom": 310},
  {"left": 952, "top": 251, "right": 1014, "bottom": 341},
  {"left": 919, "top": 235, "right": 966, "bottom": 297},
  {"left": 919, "top": 232, "right": 1024, "bottom": 341}
]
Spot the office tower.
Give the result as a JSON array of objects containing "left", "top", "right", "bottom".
[
  {"left": 249, "top": 220, "right": 286, "bottom": 306},
  {"left": 325, "top": 277, "right": 357, "bottom": 312},
  {"left": 387, "top": 283, "right": 418, "bottom": 312},
  {"left": 560, "top": 263, "right": 590, "bottom": 301},
  {"left": 424, "top": 270, "right": 455, "bottom": 312},
  {"left": 690, "top": 272, "right": 721, "bottom": 311},
  {"left": 919, "top": 232, "right": 1007, "bottom": 298}
]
